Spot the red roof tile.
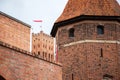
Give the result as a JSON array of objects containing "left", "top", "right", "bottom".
[{"left": 56, "top": 0, "right": 120, "bottom": 22}]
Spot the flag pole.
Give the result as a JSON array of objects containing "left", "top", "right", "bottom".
[{"left": 33, "top": 20, "right": 43, "bottom": 32}]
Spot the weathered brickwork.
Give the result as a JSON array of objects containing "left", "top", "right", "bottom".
[
  {"left": 0, "top": 12, "right": 30, "bottom": 51},
  {"left": 0, "top": 11, "right": 62, "bottom": 80},
  {"left": 52, "top": 0, "right": 120, "bottom": 79},
  {"left": 56, "top": 20, "right": 120, "bottom": 80},
  {"left": 57, "top": 21, "right": 119, "bottom": 45},
  {"left": 32, "top": 31, "right": 54, "bottom": 61},
  {"left": 117, "top": 23, "right": 120, "bottom": 79},
  {"left": 0, "top": 42, "right": 62, "bottom": 80}
]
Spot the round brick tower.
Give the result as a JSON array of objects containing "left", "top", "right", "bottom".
[{"left": 51, "top": 0, "right": 120, "bottom": 80}]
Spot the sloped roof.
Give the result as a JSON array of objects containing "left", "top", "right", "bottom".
[{"left": 56, "top": 0, "right": 120, "bottom": 23}]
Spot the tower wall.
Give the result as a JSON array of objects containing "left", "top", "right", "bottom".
[
  {"left": 117, "top": 23, "right": 120, "bottom": 79},
  {"left": 56, "top": 20, "right": 120, "bottom": 80}
]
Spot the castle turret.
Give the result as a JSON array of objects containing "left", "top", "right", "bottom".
[{"left": 51, "top": 0, "right": 120, "bottom": 80}]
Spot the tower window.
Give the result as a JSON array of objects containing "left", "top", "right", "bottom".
[
  {"left": 97, "top": 25, "right": 104, "bottom": 35},
  {"left": 69, "top": 28, "right": 75, "bottom": 37},
  {"left": 103, "top": 74, "right": 113, "bottom": 80},
  {"left": 100, "top": 48, "right": 103, "bottom": 57},
  {"left": 72, "top": 74, "right": 74, "bottom": 80},
  {"left": 38, "top": 51, "right": 40, "bottom": 55}
]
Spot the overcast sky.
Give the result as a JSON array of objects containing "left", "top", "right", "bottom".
[{"left": 0, "top": 0, "right": 120, "bottom": 35}]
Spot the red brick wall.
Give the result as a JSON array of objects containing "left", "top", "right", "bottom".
[
  {"left": 56, "top": 21, "right": 120, "bottom": 80},
  {"left": 0, "top": 14, "right": 30, "bottom": 51},
  {"left": 32, "top": 31, "right": 54, "bottom": 61},
  {"left": 0, "top": 42, "right": 62, "bottom": 80},
  {"left": 117, "top": 24, "right": 120, "bottom": 79}
]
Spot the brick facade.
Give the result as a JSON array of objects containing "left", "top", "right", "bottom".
[
  {"left": 51, "top": 0, "right": 120, "bottom": 80},
  {"left": 0, "top": 41, "right": 62, "bottom": 80},
  {"left": 55, "top": 20, "right": 120, "bottom": 80},
  {"left": 0, "top": 11, "right": 62, "bottom": 80},
  {"left": 32, "top": 31, "right": 54, "bottom": 61},
  {"left": 117, "top": 23, "right": 120, "bottom": 79},
  {"left": 0, "top": 12, "right": 30, "bottom": 51}
]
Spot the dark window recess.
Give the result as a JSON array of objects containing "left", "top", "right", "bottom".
[
  {"left": 72, "top": 74, "right": 74, "bottom": 80},
  {"left": 100, "top": 48, "right": 103, "bottom": 57},
  {"left": 49, "top": 54, "right": 50, "bottom": 60},
  {"left": 69, "top": 28, "right": 75, "bottom": 37},
  {"left": 45, "top": 53, "right": 47, "bottom": 58},
  {"left": 103, "top": 74, "right": 113, "bottom": 80},
  {"left": 0, "top": 75, "right": 6, "bottom": 80},
  {"left": 97, "top": 25, "right": 104, "bottom": 35},
  {"left": 38, "top": 52, "right": 40, "bottom": 55}
]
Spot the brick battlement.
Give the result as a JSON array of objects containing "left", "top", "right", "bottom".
[
  {"left": 0, "top": 40, "right": 61, "bottom": 66},
  {"left": 32, "top": 31, "right": 54, "bottom": 39},
  {"left": 32, "top": 31, "right": 55, "bottom": 62}
]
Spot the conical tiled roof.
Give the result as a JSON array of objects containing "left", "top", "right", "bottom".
[{"left": 56, "top": 0, "right": 120, "bottom": 22}]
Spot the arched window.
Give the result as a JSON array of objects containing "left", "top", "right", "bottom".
[
  {"left": 69, "top": 28, "right": 75, "bottom": 37},
  {"left": 97, "top": 25, "right": 104, "bottom": 35},
  {"left": 0, "top": 75, "right": 6, "bottom": 80}
]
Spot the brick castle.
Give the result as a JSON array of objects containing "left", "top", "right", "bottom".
[
  {"left": 0, "top": 0, "right": 120, "bottom": 80},
  {"left": 0, "top": 11, "right": 62, "bottom": 80},
  {"left": 51, "top": 0, "right": 120, "bottom": 80}
]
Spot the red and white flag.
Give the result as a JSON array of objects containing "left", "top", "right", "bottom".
[{"left": 33, "top": 20, "right": 43, "bottom": 22}]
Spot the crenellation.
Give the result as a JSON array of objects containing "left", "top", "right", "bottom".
[
  {"left": 0, "top": 40, "right": 61, "bottom": 66},
  {"left": 0, "top": 0, "right": 120, "bottom": 80},
  {"left": 32, "top": 31, "right": 55, "bottom": 62}
]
